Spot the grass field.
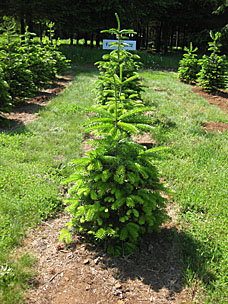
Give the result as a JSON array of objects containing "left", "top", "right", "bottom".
[{"left": 0, "top": 48, "right": 227, "bottom": 303}]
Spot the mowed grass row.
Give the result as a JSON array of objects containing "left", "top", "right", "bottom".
[
  {"left": 59, "top": 44, "right": 182, "bottom": 70},
  {"left": 141, "top": 70, "right": 228, "bottom": 303},
  {"left": 0, "top": 66, "right": 98, "bottom": 303}
]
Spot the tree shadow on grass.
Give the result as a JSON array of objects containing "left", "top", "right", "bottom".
[
  {"left": 0, "top": 101, "right": 46, "bottom": 132},
  {"left": 178, "top": 229, "right": 217, "bottom": 287}
]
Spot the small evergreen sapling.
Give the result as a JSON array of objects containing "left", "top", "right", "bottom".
[
  {"left": 178, "top": 42, "right": 199, "bottom": 84},
  {"left": 95, "top": 16, "right": 144, "bottom": 110},
  {"left": 197, "top": 31, "right": 228, "bottom": 92},
  {"left": 60, "top": 14, "right": 169, "bottom": 255},
  {"left": 61, "top": 138, "right": 168, "bottom": 256}
]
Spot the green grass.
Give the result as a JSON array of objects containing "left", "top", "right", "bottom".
[
  {"left": 60, "top": 44, "right": 181, "bottom": 70},
  {"left": 141, "top": 70, "right": 228, "bottom": 303},
  {"left": 59, "top": 44, "right": 108, "bottom": 66},
  {"left": 0, "top": 66, "right": 98, "bottom": 303},
  {"left": 138, "top": 51, "right": 182, "bottom": 70}
]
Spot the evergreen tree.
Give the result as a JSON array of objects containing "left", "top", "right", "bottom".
[
  {"left": 60, "top": 15, "right": 169, "bottom": 255},
  {"left": 197, "top": 31, "right": 228, "bottom": 92}
]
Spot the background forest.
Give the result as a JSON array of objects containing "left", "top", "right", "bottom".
[{"left": 1, "top": 0, "right": 228, "bottom": 53}]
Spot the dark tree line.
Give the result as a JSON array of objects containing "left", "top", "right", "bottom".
[{"left": 1, "top": 0, "right": 228, "bottom": 52}]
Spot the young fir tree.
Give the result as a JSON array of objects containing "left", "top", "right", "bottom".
[
  {"left": 197, "top": 31, "right": 228, "bottom": 92},
  {"left": 60, "top": 14, "right": 169, "bottom": 256},
  {"left": 1, "top": 17, "right": 36, "bottom": 100},
  {"left": 95, "top": 19, "right": 144, "bottom": 111},
  {"left": 178, "top": 42, "right": 199, "bottom": 84}
]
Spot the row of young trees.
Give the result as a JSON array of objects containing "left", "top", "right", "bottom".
[
  {"left": 178, "top": 31, "right": 228, "bottom": 92},
  {"left": 0, "top": 17, "right": 70, "bottom": 119},
  {"left": 1, "top": 0, "right": 228, "bottom": 52}
]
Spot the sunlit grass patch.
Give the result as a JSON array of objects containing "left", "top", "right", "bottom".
[
  {"left": 141, "top": 70, "right": 228, "bottom": 303},
  {"left": 0, "top": 67, "right": 98, "bottom": 303}
]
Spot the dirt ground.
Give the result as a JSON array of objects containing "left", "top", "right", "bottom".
[
  {"left": 21, "top": 207, "right": 192, "bottom": 304},
  {"left": 191, "top": 85, "right": 228, "bottom": 131},
  {"left": 2, "top": 76, "right": 228, "bottom": 304},
  {"left": 0, "top": 72, "right": 73, "bottom": 132}
]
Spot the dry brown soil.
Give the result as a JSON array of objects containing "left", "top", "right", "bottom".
[
  {"left": 21, "top": 207, "right": 192, "bottom": 304},
  {"left": 191, "top": 85, "right": 228, "bottom": 132},
  {"left": 3, "top": 77, "right": 228, "bottom": 304},
  {"left": 0, "top": 72, "right": 73, "bottom": 132}
]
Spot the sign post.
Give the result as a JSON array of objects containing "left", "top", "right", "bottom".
[{"left": 103, "top": 39, "right": 136, "bottom": 51}]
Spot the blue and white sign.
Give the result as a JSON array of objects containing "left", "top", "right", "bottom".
[{"left": 103, "top": 39, "right": 136, "bottom": 50}]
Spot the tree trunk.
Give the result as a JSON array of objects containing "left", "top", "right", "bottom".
[
  {"left": 145, "top": 23, "right": 149, "bottom": 49},
  {"left": 90, "top": 33, "right": 94, "bottom": 48},
  {"left": 170, "top": 26, "right": 174, "bottom": 50},
  {"left": 136, "top": 25, "right": 141, "bottom": 50},
  {"left": 84, "top": 33, "right": 88, "bottom": 47},
  {"left": 26, "top": 15, "right": 33, "bottom": 33},
  {"left": 70, "top": 34, "right": 74, "bottom": 45},
  {"left": 20, "top": 17, "right": 25, "bottom": 35},
  {"left": 163, "top": 23, "right": 169, "bottom": 54},
  {"left": 96, "top": 31, "right": 100, "bottom": 48},
  {"left": 39, "top": 22, "right": 43, "bottom": 46},
  {"left": 182, "top": 26, "right": 186, "bottom": 51},
  {"left": 142, "top": 27, "right": 146, "bottom": 48},
  {"left": 176, "top": 27, "right": 180, "bottom": 48},
  {"left": 76, "top": 32, "right": 80, "bottom": 45},
  {"left": 155, "top": 22, "right": 162, "bottom": 53}
]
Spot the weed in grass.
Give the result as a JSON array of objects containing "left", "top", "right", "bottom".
[{"left": 0, "top": 253, "right": 36, "bottom": 304}]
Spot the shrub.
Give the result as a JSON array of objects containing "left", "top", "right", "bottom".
[
  {"left": 178, "top": 42, "right": 199, "bottom": 84},
  {"left": 197, "top": 31, "right": 228, "bottom": 92}
]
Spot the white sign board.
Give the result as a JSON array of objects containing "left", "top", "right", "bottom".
[{"left": 103, "top": 39, "right": 136, "bottom": 50}]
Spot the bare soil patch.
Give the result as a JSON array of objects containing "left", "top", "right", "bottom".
[
  {"left": 191, "top": 86, "right": 228, "bottom": 115},
  {"left": 202, "top": 122, "right": 228, "bottom": 132},
  {"left": 0, "top": 72, "right": 73, "bottom": 132},
  {"left": 22, "top": 208, "right": 192, "bottom": 304},
  {"left": 191, "top": 85, "right": 228, "bottom": 132}
]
